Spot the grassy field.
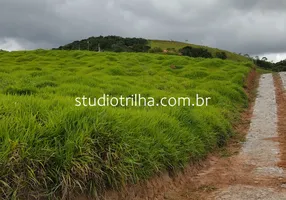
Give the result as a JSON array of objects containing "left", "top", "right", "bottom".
[
  {"left": 149, "top": 40, "right": 250, "bottom": 62},
  {"left": 0, "top": 50, "right": 252, "bottom": 199}
]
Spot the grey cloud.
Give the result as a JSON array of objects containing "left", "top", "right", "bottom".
[
  {"left": 226, "top": 0, "right": 286, "bottom": 11},
  {"left": 0, "top": 0, "right": 67, "bottom": 46},
  {"left": 0, "top": 0, "right": 285, "bottom": 56}
]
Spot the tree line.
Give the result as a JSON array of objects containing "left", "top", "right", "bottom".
[
  {"left": 53, "top": 36, "right": 227, "bottom": 59},
  {"left": 53, "top": 35, "right": 151, "bottom": 52},
  {"left": 250, "top": 56, "right": 286, "bottom": 72}
]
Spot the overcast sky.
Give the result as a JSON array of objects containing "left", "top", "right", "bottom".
[{"left": 0, "top": 0, "right": 285, "bottom": 61}]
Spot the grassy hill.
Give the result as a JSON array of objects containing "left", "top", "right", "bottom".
[
  {"left": 149, "top": 40, "right": 250, "bottom": 62},
  {"left": 0, "top": 50, "right": 253, "bottom": 199},
  {"left": 53, "top": 35, "right": 250, "bottom": 63}
]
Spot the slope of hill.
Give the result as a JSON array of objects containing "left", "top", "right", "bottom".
[
  {"left": 53, "top": 35, "right": 250, "bottom": 62},
  {"left": 0, "top": 50, "right": 253, "bottom": 199},
  {"left": 149, "top": 40, "right": 250, "bottom": 62}
]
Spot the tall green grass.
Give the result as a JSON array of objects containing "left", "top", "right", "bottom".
[{"left": 0, "top": 50, "right": 251, "bottom": 199}]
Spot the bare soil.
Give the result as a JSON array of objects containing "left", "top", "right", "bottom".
[{"left": 274, "top": 74, "right": 286, "bottom": 169}]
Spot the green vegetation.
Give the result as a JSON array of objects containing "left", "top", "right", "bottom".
[
  {"left": 53, "top": 35, "right": 250, "bottom": 62},
  {"left": 0, "top": 49, "right": 252, "bottom": 199},
  {"left": 52, "top": 35, "right": 286, "bottom": 72},
  {"left": 251, "top": 57, "right": 286, "bottom": 72},
  {"left": 179, "top": 46, "right": 213, "bottom": 58},
  {"left": 54, "top": 35, "right": 151, "bottom": 52},
  {"left": 149, "top": 40, "right": 250, "bottom": 62},
  {"left": 273, "top": 59, "right": 286, "bottom": 71}
]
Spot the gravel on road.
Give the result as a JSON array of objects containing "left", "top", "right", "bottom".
[{"left": 213, "top": 73, "right": 286, "bottom": 200}]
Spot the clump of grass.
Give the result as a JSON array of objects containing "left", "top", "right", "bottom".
[
  {"left": 183, "top": 70, "right": 209, "bottom": 79},
  {"left": 4, "top": 86, "right": 37, "bottom": 96},
  {"left": 35, "top": 81, "right": 58, "bottom": 88},
  {"left": 107, "top": 67, "right": 126, "bottom": 76},
  {"left": 30, "top": 71, "right": 46, "bottom": 77},
  {"left": 0, "top": 50, "right": 251, "bottom": 199}
]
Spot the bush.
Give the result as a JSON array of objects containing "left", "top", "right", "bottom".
[
  {"left": 111, "top": 43, "right": 128, "bottom": 52},
  {"left": 179, "top": 46, "right": 213, "bottom": 58},
  {"left": 215, "top": 52, "right": 227, "bottom": 60},
  {"left": 149, "top": 47, "right": 163, "bottom": 53}
]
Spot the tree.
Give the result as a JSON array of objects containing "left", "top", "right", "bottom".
[
  {"left": 179, "top": 46, "right": 213, "bottom": 58},
  {"left": 261, "top": 57, "right": 268, "bottom": 61},
  {"left": 53, "top": 35, "right": 151, "bottom": 53},
  {"left": 273, "top": 59, "right": 286, "bottom": 72}
]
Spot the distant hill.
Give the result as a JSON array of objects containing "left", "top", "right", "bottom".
[
  {"left": 53, "top": 35, "right": 250, "bottom": 62},
  {"left": 54, "top": 35, "right": 151, "bottom": 52},
  {"left": 149, "top": 40, "right": 250, "bottom": 62}
]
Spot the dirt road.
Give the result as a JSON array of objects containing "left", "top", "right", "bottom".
[
  {"left": 159, "top": 72, "right": 286, "bottom": 200},
  {"left": 207, "top": 73, "right": 286, "bottom": 200}
]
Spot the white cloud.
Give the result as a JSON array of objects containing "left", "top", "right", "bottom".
[
  {"left": 0, "top": 37, "right": 55, "bottom": 51},
  {"left": 258, "top": 53, "right": 286, "bottom": 62},
  {"left": 0, "top": 38, "right": 24, "bottom": 51}
]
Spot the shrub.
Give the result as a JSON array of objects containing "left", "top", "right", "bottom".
[
  {"left": 149, "top": 47, "right": 163, "bottom": 53},
  {"left": 215, "top": 52, "right": 227, "bottom": 60},
  {"left": 179, "top": 46, "right": 213, "bottom": 58}
]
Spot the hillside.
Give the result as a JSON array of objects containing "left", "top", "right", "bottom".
[
  {"left": 0, "top": 49, "right": 253, "bottom": 199},
  {"left": 149, "top": 40, "right": 250, "bottom": 62},
  {"left": 54, "top": 35, "right": 285, "bottom": 71},
  {"left": 54, "top": 35, "right": 250, "bottom": 62}
]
